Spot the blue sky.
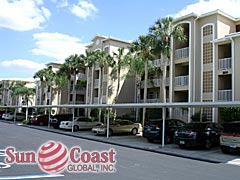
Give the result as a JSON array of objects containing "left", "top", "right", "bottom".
[{"left": 1, "top": 0, "right": 240, "bottom": 80}]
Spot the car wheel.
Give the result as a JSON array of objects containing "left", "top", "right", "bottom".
[
  {"left": 165, "top": 135, "right": 172, "bottom": 144},
  {"left": 39, "top": 122, "right": 44, "bottom": 126},
  {"left": 73, "top": 125, "right": 79, "bottom": 132},
  {"left": 204, "top": 139, "right": 212, "bottom": 150},
  {"left": 131, "top": 128, "right": 138, "bottom": 135},
  {"left": 221, "top": 146, "right": 230, "bottom": 154}
]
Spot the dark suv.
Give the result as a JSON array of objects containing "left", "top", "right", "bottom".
[
  {"left": 174, "top": 122, "right": 223, "bottom": 149},
  {"left": 143, "top": 119, "right": 186, "bottom": 143},
  {"left": 50, "top": 114, "right": 72, "bottom": 129}
]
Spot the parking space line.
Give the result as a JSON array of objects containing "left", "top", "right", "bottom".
[
  {"left": 0, "top": 174, "right": 64, "bottom": 179},
  {"left": 227, "top": 159, "right": 240, "bottom": 166}
]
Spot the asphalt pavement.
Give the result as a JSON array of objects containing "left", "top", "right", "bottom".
[{"left": 5, "top": 120, "right": 238, "bottom": 164}]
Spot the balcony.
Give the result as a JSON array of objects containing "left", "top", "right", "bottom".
[
  {"left": 78, "top": 73, "right": 86, "bottom": 80},
  {"left": 140, "top": 99, "right": 160, "bottom": 103},
  {"left": 172, "top": 107, "right": 188, "bottom": 120},
  {"left": 141, "top": 79, "right": 160, "bottom": 88},
  {"left": 174, "top": 47, "right": 189, "bottom": 60},
  {"left": 218, "top": 90, "right": 232, "bottom": 101},
  {"left": 93, "top": 96, "right": 107, "bottom": 104},
  {"left": 218, "top": 58, "right": 231, "bottom": 70},
  {"left": 175, "top": 76, "right": 189, "bottom": 87},
  {"left": 94, "top": 79, "right": 99, "bottom": 88},
  {"left": 150, "top": 59, "right": 170, "bottom": 67}
]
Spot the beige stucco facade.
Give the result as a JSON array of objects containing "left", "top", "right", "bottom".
[
  {"left": 86, "top": 35, "right": 135, "bottom": 116},
  {"left": 170, "top": 10, "right": 240, "bottom": 122}
]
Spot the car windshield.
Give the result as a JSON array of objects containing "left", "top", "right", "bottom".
[{"left": 223, "top": 123, "right": 240, "bottom": 133}]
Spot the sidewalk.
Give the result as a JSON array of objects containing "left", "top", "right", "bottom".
[{"left": 17, "top": 123, "right": 239, "bottom": 164}]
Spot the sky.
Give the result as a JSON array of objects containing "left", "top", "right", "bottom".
[{"left": 1, "top": 0, "right": 240, "bottom": 80}]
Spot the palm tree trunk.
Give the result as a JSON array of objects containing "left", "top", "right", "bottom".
[
  {"left": 136, "top": 76, "right": 141, "bottom": 122},
  {"left": 98, "top": 67, "right": 104, "bottom": 122},
  {"left": 85, "top": 67, "right": 89, "bottom": 117},
  {"left": 89, "top": 66, "right": 94, "bottom": 117},
  {"left": 114, "top": 67, "right": 121, "bottom": 119},
  {"left": 142, "top": 60, "right": 148, "bottom": 126}
]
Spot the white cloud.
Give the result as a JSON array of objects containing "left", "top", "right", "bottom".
[
  {"left": 0, "top": 0, "right": 51, "bottom": 31},
  {"left": 0, "top": 59, "right": 46, "bottom": 76},
  {"left": 31, "top": 32, "right": 87, "bottom": 61},
  {"left": 51, "top": 0, "right": 68, "bottom": 8},
  {"left": 71, "top": 0, "right": 98, "bottom": 19},
  {"left": 174, "top": 0, "right": 240, "bottom": 18}
]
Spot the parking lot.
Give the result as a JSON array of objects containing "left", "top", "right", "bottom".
[{"left": 2, "top": 120, "right": 239, "bottom": 165}]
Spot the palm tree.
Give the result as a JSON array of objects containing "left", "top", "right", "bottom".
[
  {"left": 60, "top": 54, "right": 85, "bottom": 106},
  {"left": 149, "top": 17, "right": 186, "bottom": 104},
  {"left": 130, "top": 35, "right": 155, "bottom": 126},
  {"left": 54, "top": 71, "right": 68, "bottom": 113},
  {"left": 34, "top": 66, "right": 55, "bottom": 106},
  {"left": 95, "top": 50, "right": 114, "bottom": 122},
  {"left": 57, "top": 62, "right": 72, "bottom": 105},
  {"left": 124, "top": 52, "right": 145, "bottom": 122},
  {"left": 111, "top": 47, "right": 129, "bottom": 118},
  {"left": 85, "top": 50, "right": 97, "bottom": 117},
  {"left": 11, "top": 81, "right": 35, "bottom": 119}
]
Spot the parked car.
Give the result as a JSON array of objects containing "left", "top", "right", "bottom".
[
  {"left": 174, "top": 122, "right": 223, "bottom": 149},
  {"left": 92, "top": 119, "right": 142, "bottom": 136},
  {"left": 2, "top": 112, "right": 26, "bottom": 121},
  {"left": 143, "top": 119, "right": 186, "bottom": 143},
  {"left": 60, "top": 117, "right": 103, "bottom": 131},
  {"left": 220, "top": 121, "right": 240, "bottom": 154},
  {"left": 50, "top": 114, "right": 73, "bottom": 129},
  {"left": 0, "top": 110, "right": 11, "bottom": 119},
  {"left": 30, "top": 114, "right": 51, "bottom": 126}
]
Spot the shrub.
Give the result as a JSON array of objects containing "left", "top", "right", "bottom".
[
  {"left": 22, "top": 119, "right": 30, "bottom": 125},
  {"left": 219, "top": 107, "right": 240, "bottom": 122},
  {"left": 191, "top": 111, "right": 208, "bottom": 122}
]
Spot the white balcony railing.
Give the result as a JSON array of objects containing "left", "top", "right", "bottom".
[
  {"left": 218, "top": 58, "right": 231, "bottom": 70},
  {"left": 173, "top": 107, "right": 188, "bottom": 119},
  {"left": 93, "top": 96, "right": 107, "bottom": 104},
  {"left": 175, "top": 47, "right": 189, "bottom": 60},
  {"left": 94, "top": 97, "right": 98, "bottom": 104},
  {"left": 218, "top": 90, "right": 232, "bottom": 101},
  {"left": 174, "top": 76, "right": 189, "bottom": 87},
  {"left": 140, "top": 99, "right": 160, "bottom": 103},
  {"left": 94, "top": 79, "right": 99, "bottom": 88},
  {"left": 78, "top": 73, "right": 86, "bottom": 80},
  {"left": 152, "top": 59, "right": 161, "bottom": 66}
]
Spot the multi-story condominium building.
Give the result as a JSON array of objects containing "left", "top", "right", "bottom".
[
  {"left": 142, "top": 10, "right": 240, "bottom": 123},
  {"left": 35, "top": 63, "right": 64, "bottom": 114},
  {"left": 0, "top": 79, "right": 36, "bottom": 107},
  {"left": 86, "top": 35, "right": 135, "bottom": 116}
]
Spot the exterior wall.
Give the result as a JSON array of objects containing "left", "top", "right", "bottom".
[
  {"left": 86, "top": 35, "right": 135, "bottom": 116},
  {"left": 171, "top": 11, "right": 240, "bottom": 123},
  {"left": 234, "top": 37, "right": 240, "bottom": 100}
]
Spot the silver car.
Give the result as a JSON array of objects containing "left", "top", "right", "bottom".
[
  {"left": 60, "top": 117, "right": 103, "bottom": 131},
  {"left": 92, "top": 119, "right": 142, "bottom": 136}
]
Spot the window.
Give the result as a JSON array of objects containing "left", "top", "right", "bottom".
[
  {"left": 104, "top": 47, "right": 110, "bottom": 53},
  {"left": 203, "top": 71, "right": 213, "bottom": 93},
  {"left": 236, "top": 25, "right": 240, "bottom": 32},
  {"left": 203, "top": 42, "right": 213, "bottom": 64},
  {"left": 203, "top": 25, "right": 213, "bottom": 36}
]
